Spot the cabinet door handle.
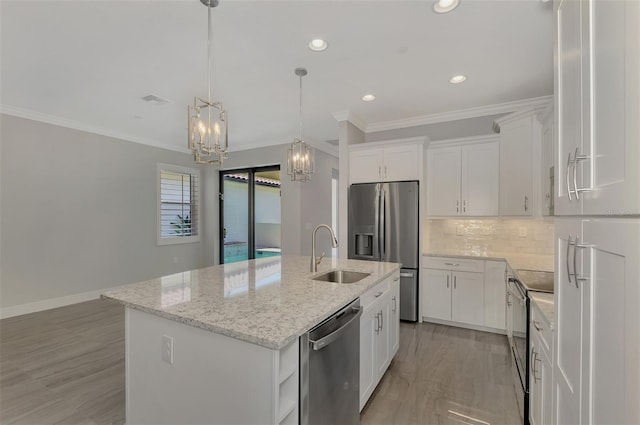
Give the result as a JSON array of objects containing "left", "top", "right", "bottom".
[
  {"left": 375, "top": 291, "right": 383, "bottom": 298},
  {"left": 446, "top": 275, "right": 449, "bottom": 289},
  {"left": 573, "top": 236, "right": 592, "bottom": 284},
  {"left": 463, "top": 199, "right": 466, "bottom": 213},
  {"left": 533, "top": 321, "right": 542, "bottom": 332},
  {"left": 379, "top": 165, "right": 382, "bottom": 179},
  {"left": 393, "top": 277, "right": 400, "bottom": 281},
  {"left": 566, "top": 152, "right": 574, "bottom": 201},
  {"left": 375, "top": 313, "right": 380, "bottom": 334},
  {"left": 530, "top": 348, "right": 540, "bottom": 382},
  {"left": 524, "top": 196, "right": 528, "bottom": 212},
  {"left": 456, "top": 200, "right": 459, "bottom": 213},
  {"left": 392, "top": 296, "right": 397, "bottom": 313},
  {"left": 384, "top": 165, "right": 387, "bottom": 178},
  {"left": 444, "top": 262, "right": 460, "bottom": 266},
  {"left": 453, "top": 276, "right": 457, "bottom": 289},
  {"left": 530, "top": 346, "right": 535, "bottom": 374},
  {"left": 566, "top": 234, "right": 573, "bottom": 285},
  {"left": 380, "top": 310, "right": 384, "bottom": 330},
  {"left": 573, "top": 148, "right": 590, "bottom": 200}
]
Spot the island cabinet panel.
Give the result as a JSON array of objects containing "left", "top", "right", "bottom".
[
  {"left": 359, "top": 271, "right": 400, "bottom": 411},
  {"left": 125, "top": 308, "right": 297, "bottom": 425}
]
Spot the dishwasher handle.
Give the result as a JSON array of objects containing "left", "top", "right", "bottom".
[{"left": 309, "top": 305, "right": 362, "bottom": 351}]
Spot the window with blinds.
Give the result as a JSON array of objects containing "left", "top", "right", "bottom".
[{"left": 157, "top": 164, "right": 200, "bottom": 245}]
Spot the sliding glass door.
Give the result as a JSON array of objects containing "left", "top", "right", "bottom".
[{"left": 220, "top": 166, "right": 281, "bottom": 264}]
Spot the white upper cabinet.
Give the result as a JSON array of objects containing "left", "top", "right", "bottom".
[
  {"left": 540, "top": 105, "right": 555, "bottom": 216},
  {"left": 462, "top": 143, "right": 500, "bottom": 216},
  {"left": 426, "top": 147, "right": 461, "bottom": 216},
  {"left": 495, "top": 111, "right": 542, "bottom": 216},
  {"left": 555, "top": 0, "right": 640, "bottom": 215},
  {"left": 426, "top": 138, "right": 499, "bottom": 217},
  {"left": 349, "top": 149, "right": 384, "bottom": 184},
  {"left": 349, "top": 139, "right": 423, "bottom": 184}
]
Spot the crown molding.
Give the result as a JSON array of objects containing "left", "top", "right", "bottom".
[
  {"left": 332, "top": 109, "right": 367, "bottom": 133},
  {"left": 492, "top": 103, "right": 550, "bottom": 132},
  {"left": 1, "top": 104, "right": 339, "bottom": 159},
  {"left": 366, "top": 95, "right": 553, "bottom": 133},
  {"left": 350, "top": 135, "right": 429, "bottom": 151},
  {"left": 427, "top": 134, "right": 499, "bottom": 149},
  {"left": 1, "top": 105, "right": 190, "bottom": 154}
]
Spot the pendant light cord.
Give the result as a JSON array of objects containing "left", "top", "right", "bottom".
[
  {"left": 298, "top": 74, "right": 303, "bottom": 140},
  {"left": 207, "top": 2, "right": 212, "bottom": 104}
]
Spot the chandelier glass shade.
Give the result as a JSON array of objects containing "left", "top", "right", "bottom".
[
  {"left": 287, "top": 68, "right": 314, "bottom": 182},
  {"left": 188, "top": 0, "right": 228, "bottom": 165}
]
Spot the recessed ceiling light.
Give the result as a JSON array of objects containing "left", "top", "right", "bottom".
[
  {"left": 433, "top": 0, "right": 460, "bottom": 13},
  {"left": 308, "top": 38, "right": 328, "bottom": 52},
  {"left": 362, "top": 94, "right": 376, "bottom": 102},
  {"left": 449, "top": 74, "right": 467, "bottom": 84}
]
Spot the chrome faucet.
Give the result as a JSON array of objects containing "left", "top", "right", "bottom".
[{"left": 310, "top": 224, "right": 339, "bottom": 272}]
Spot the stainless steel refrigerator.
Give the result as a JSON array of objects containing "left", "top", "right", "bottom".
[{"left": 348, "top": 181, "right": 419, "bottom": 322}]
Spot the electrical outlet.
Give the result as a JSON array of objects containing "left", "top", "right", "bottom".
[
  {"left": 519, "top": 227, "right": 527, "bottom": 237},
  {"left": 162, "top": 335, "right": 173, "bottom": 364}
]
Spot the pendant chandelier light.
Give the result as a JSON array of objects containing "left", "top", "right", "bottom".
[
  {"left": 287, "top": 67, "right": 315, "bottom": 182},
  {"left": 188, "top": 0, "right": 229, "bottom": 165}
]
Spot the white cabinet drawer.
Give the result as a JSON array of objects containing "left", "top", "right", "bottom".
[
  {"left": 361, "top": 275, "right": 393, "bottom": 309},
  {"left": 422, "top": 256, "right": 485, "bottom": 273},
  {"left": 530, "top": 303, "right": 552, "bottom": 352}
]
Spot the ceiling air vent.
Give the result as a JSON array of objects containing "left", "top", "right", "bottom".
[{"left": 140, "top": 94, "right": 170, "bottom": 105}]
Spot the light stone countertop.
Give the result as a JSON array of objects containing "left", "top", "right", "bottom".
[
  {"left": 529, "top": 292, "right": 554, "bottom": 329},
  {"left": 102, "top": 255, "right": 400, "bottom": 350}
]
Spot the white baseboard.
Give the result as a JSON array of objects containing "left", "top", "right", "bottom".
[
  {"left": 421, "top": 316, "right": 507, "bottom": 335},
  {"left": 0, "top": 287, "right": 118, "bottom": 319}
]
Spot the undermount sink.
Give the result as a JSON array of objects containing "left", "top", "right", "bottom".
[{"left": 312, "top": 270, "right": 370, "bottom": 284}]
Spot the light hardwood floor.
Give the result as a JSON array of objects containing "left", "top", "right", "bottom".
[
  {"left": 1, "top": 300, "right": 520, "bottom": 425},
  {"left": 361, "top": 322, "right": 521, "bottom": 425}
]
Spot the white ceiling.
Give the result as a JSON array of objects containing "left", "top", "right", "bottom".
[{"left": 1, "top": 0, "right": 553, "bottom": 154}]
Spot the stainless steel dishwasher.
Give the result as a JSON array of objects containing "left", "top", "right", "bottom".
[{"left": 300, "top": 298, "right": 362, "bottom": 425}]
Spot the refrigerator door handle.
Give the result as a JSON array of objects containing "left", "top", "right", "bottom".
[
  {"left": 380, "top": 186, "right": 386, "bottom": 261},
  {"left": 374, "top": 184, "right": 381, "bottom": 260}
]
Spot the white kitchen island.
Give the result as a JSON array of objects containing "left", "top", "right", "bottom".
[{"left": 102, "top": 256, "right": 400, "bottom": 425}]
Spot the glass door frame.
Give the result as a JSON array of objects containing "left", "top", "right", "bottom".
[{"left": 219, "top": 165, "right": 280, "bottom": 264}]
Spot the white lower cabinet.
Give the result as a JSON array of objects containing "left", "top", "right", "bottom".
[
  {"left": 359, "top": 272, "right": 400, "bottom": 411},
  {"left": 484, "top": 260, "right": 507, "bottom": 330},
  {"left": 529, "top": 301, "right": 553, "bottom": 425},
  {"left": 389, "top": 280, "right": 400, "bottom": 355},
  {"left": 450, "top": 271, "right": 484, "bottom": 325},
  {"left": 554, "top": 218, "right": 640, "bottom": 425},
  {"left": 422, "top": 257, "right": 506, "bottom": 331}
]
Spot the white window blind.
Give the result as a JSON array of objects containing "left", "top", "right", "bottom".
[{"left": 158, "top": 164, "right": 200, "bottom": 245}]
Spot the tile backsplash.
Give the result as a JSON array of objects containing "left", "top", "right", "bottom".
[{"left": 423, "top": 218, "right": 555, "bottom": 270}]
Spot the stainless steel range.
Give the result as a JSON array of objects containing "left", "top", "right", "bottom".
[{"left": 506, "top": 269, "right": 553, "bottom": 425}]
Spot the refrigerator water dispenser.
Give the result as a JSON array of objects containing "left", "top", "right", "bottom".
[{"left": 355, "top": 233, "right": 373, "bottom": 257}]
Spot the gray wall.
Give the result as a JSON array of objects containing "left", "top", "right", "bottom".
[
  {"left": 0, "top": 114, "right": 212, "bottom": 309},
  {"left": 205, "top": 143, "right": 338, "bottom": 262}
]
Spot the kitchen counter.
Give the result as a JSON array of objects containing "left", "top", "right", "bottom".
[
  {"left": 102, "top": 255, "right": 400, "bottom": 349},
  {"left": 529, "top": 292, "right": 554, "bottom": 328}
]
